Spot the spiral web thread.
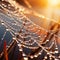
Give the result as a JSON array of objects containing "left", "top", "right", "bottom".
[{"left": 0, "top": 0, "right": 60, "bottom": 60}]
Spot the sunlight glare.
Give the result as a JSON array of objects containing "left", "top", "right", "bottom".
[{"left": 49, "top": 0, "right": 59, "bottom": 6}]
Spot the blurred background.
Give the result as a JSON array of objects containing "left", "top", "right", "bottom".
[
  {"left": 16, "top": 0, "right": 60, "bottom": 22},
  {"left": 14, "top": 0, "right": 60, "bottom": 30}
]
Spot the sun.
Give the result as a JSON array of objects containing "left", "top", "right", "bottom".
[
  {"left": 49, "top": 0, "right": 59, "bottom": 6},
  {"left": 51, "top": 0, "right": 58, "bottom": 5}
]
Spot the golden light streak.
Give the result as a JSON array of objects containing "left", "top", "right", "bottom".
[{"left": 24, "top": 0, "right": 32, "bottom": 8}]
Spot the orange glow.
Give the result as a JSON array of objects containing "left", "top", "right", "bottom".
[{"left": 28, "top": 0, "right": 48, "bottom": 8}]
